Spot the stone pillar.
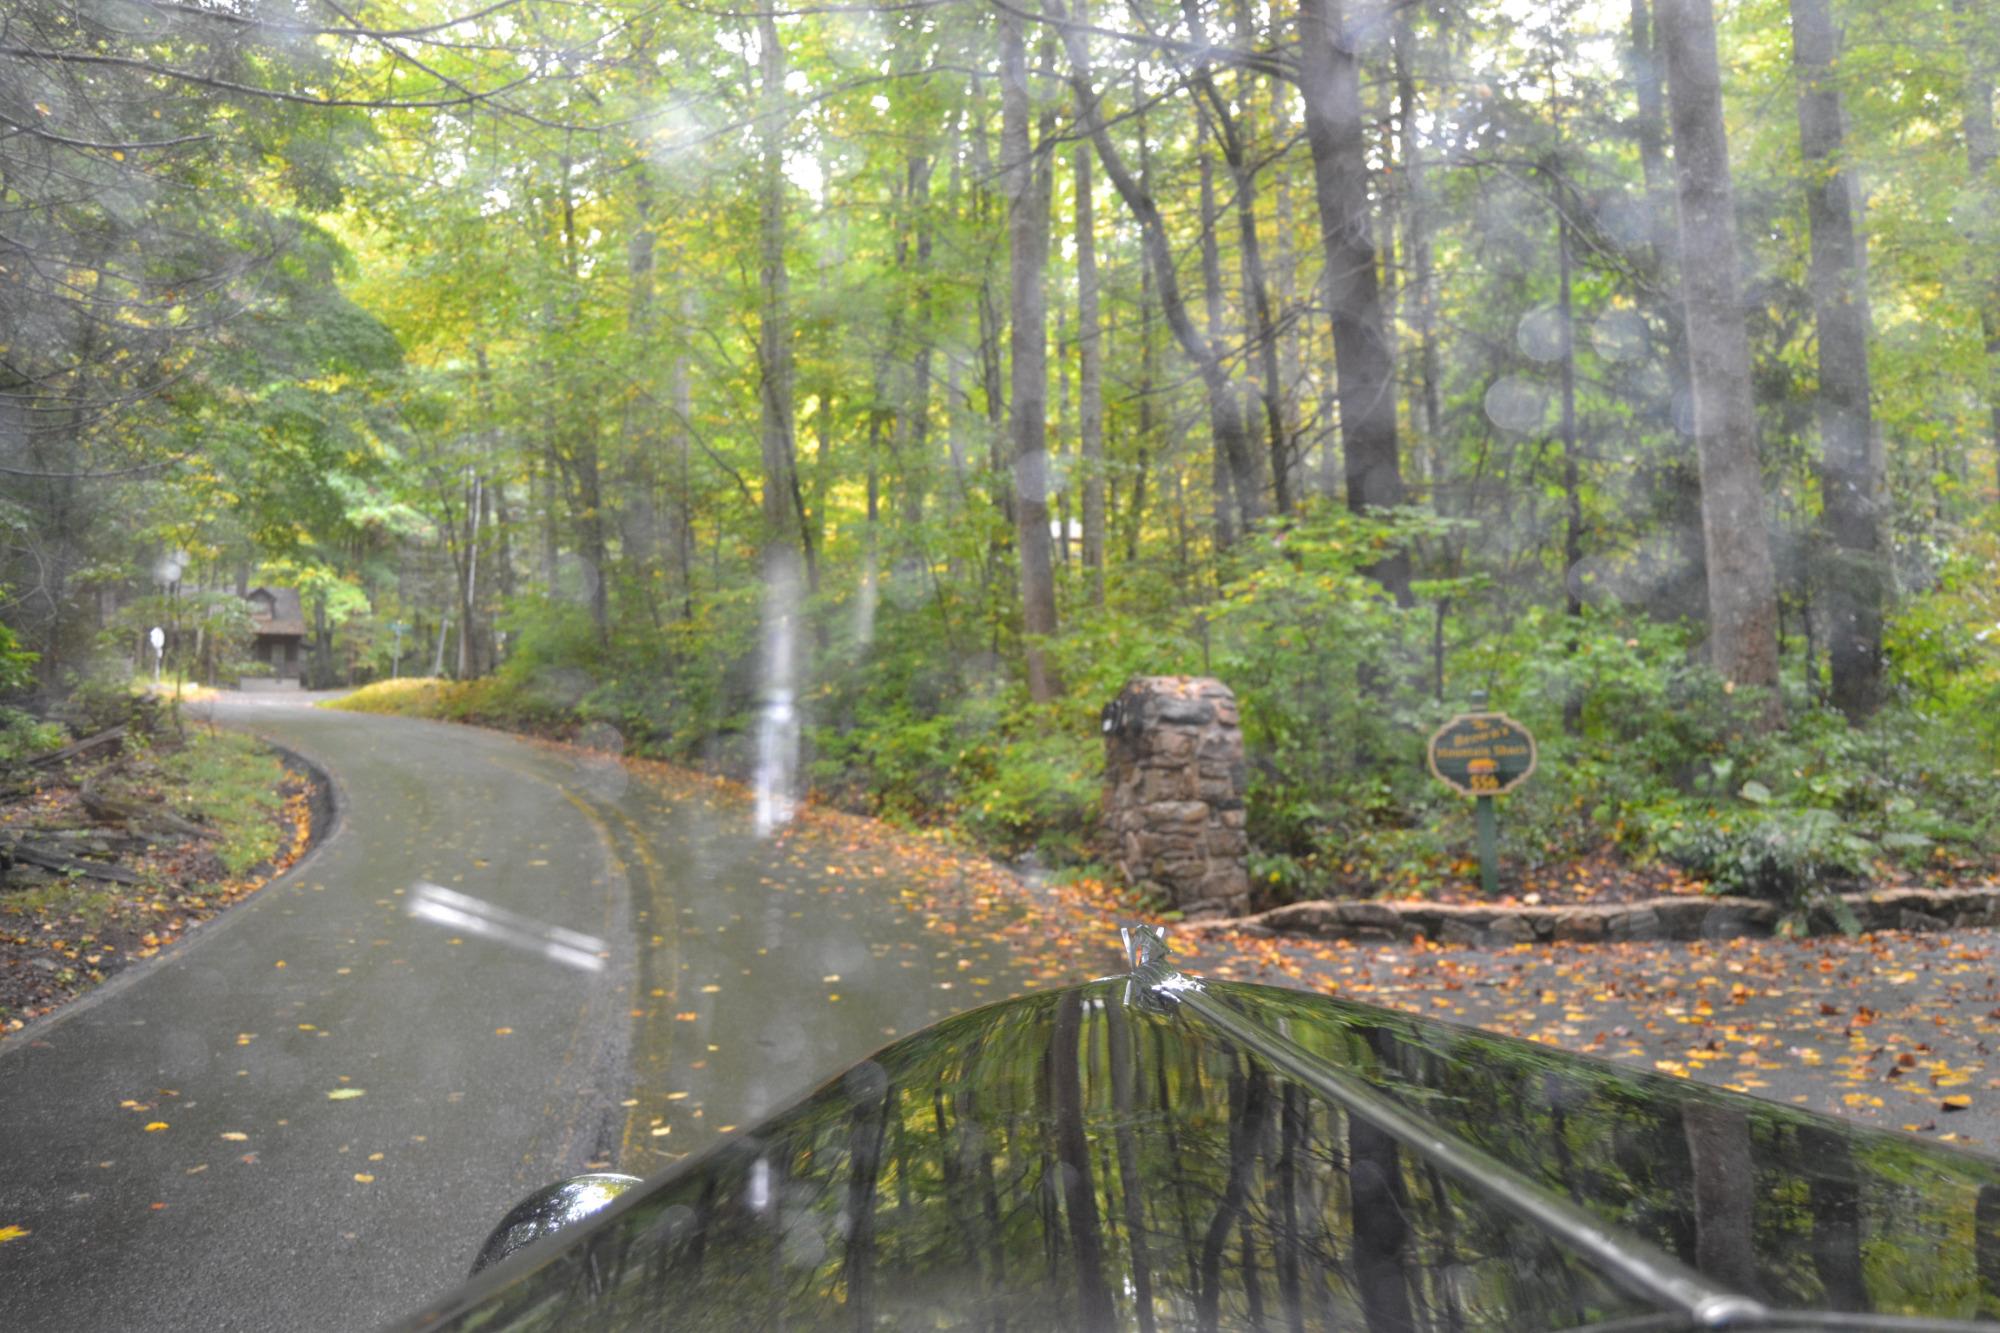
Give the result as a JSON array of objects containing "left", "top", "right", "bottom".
[{"left": 1099, "top": 676, "right": 1249, "bottom": 918}]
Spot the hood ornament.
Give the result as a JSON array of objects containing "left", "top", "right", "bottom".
[{"left": 1121, "top": 923, "right": 1202, "bottom": 1010}]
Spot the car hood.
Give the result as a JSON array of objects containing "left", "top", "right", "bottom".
[{"left": 392, "top": 933, "right": 2000, "bottom": 1331}]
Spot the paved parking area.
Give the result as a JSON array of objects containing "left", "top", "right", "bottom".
[{"left": 1175, "top": 923, "right": 2000, "bottom": 1152}]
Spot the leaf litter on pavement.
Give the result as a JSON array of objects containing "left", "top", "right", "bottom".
[{"left": 527, "top": 734, "right": 2000, "bottom": 1150}]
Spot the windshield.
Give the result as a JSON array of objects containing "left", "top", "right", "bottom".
[{"left": 2, "top": 0, "right": 1999, "bottom": 1327}]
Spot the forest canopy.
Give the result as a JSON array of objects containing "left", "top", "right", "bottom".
[{"left": 3, "top": 0, "right": 1998, "bottom": 913}]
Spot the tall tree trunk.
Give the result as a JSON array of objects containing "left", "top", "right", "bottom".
[
  {"left": 1270, "top": 77, "right": 1306, "bottom": 510},
  {"left": 971, "top": 76, "right": 1013, "bottom": 562},
  {"left": 1791, "top": 0, "right": 1884, "bottom": 720},
  {"left": 1000, "top": 4, "right": 1062, "bottom": 702},
  {"left": 1659, "top": 0, "right": 1782, "bottom": 718},
  {"left": 1182, "top": 0, "right": 1276, "bottom": 529},
  {"left": 535, "top": 455, "right": 558, "bottom": 595},
  {"left": 1632, "top": 0, "right": 1680, "bottom": 274},
  {"left": 1076, "top": 141, "right": 1107, "bottom": 604},
  {"left": 556, "top": 148, "right": 610, "bottom": 646},
  {"left": 1058, "top": 302, "right": 1073, "bottom": 568},
  {"left": 1053, "top": 0, "right": 1264, "bottom": 556},
  {"left": 1295, "top": 0, "right": 1412, "bottom": 605},
  {"left": 1800, "top": 1124, "right": 1869, "bottom": 1311},
  {"left": 1128, "top": 67, "right": 1156, "bottom": 565},
  {"left": 1348, "top": 1113, "right": 1417, "bottom": 1333},
  {"left": 1558, "top": 217, "right": 1584, "bottom": 623},
  {"left": 457, "top": 473, "right": 482, "bottom": 678},
  {"left": 490, "top": 475, "right": 515, "bottom": 661},
  {"left": 1050, "top": 992, "right": 1115, "bottom": 1329},
  {"left": 1631, "top": 0, "right": 1708, "bottom": 626},
  {"left": 1683, "top": 1104, "right": 1764, "bottom": 1295},
  {"left": 757, "top": 13, "right": 808, "bottom": 572},
  {"left": 622, "top": 170, "right": 663, "bottom": 626},
  {"left": 895, "top": 146, "right": 937, "bottom": 533},
  {"left": 1231, "top": 0, "right": 1292, "bottom": 516},
  {"left": 1392, "top": 13, "right": 1442, "bottom": 491},
  {"left": 1956, "top": 0, "right": 2000, "bottom": 496},
  {"left": 670, "top": 281, "right": 696, "bottom": 620},
  {"left": 1197, "top": 135, "right": 1239, "bottom": 550}
]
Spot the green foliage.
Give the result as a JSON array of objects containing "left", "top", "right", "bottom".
[
  {"left": 61, "top": 674, "right": 148, "bottom": 735},
  {"left": 0, "top": 617, "right": 37, "bottom": 695},
  {"left": 1658, "top": 810, "right": 1869, "bottom": 933},
  {"left": 155, "top": 732, "right": 286, "bottom": 878},
  {"left": 0, "top": 707, "right": 64, "bottom": 767}
]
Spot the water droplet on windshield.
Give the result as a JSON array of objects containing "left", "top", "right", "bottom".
[{"left": 1484, "top": 377, "right": 1549, "bottom": 434}]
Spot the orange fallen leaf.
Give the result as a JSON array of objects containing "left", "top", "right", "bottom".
[
  {"left": 144, "top": 1122, "right": 169, "bottom": 1132},
  {"left": 1942, "top": 1095, "right": 1973, "bottom": 1112}
]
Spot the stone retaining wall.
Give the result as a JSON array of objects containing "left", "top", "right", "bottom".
[{"left": 1186, "top": 887, "right": 2000, "bottom": 947}]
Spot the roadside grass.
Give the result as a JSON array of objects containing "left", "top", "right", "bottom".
[
  {"left": 153, "top": 730, "right": 285, "bottom": 876},
  {"left": 132, "top": 677, "right": 220, "bottom": 703},
  {"left": 326, "top": 676, "right": 488, "bottom": 720}
]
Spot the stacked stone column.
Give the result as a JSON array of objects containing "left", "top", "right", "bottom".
[{"left": 1099, "top": 676, "right": 1249, "bottom": 918}]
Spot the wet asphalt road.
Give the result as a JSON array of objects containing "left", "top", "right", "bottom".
[{"left": 0, "top": 693, "right": 1061, "bottom": 1332}]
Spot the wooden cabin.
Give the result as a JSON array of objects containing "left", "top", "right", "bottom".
[{"left": 243, "top": 586, "right": 307, "bottom": 680}]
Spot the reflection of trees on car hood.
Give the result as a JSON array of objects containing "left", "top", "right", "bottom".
[{"left": 402, "top": 961, "right": 2000, "bottom": 1331}]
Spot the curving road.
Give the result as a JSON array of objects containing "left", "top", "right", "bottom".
[{"left": 0, "top": 693, "right": 1065, "bottom": 1331}]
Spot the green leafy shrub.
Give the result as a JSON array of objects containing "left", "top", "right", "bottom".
[
  {"left": 957, "top": 728, "right": 1101, "bottom": 860},
  {"left": 1659, "top": 807, "right": 1867, "bottom": 934},
  {"left": 0, "top": 706, "right": 64, "bottom": 766},
  {"left": 0, "top": 615, "right": 37, "bottom": 693}
]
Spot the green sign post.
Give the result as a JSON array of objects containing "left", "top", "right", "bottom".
[{"left": 1426, "top": 699, "right": 1537, "bottom": 897}]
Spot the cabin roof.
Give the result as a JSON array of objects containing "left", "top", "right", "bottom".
[{"left": 244, "top": 586, "right": 307, "bottom": 638}]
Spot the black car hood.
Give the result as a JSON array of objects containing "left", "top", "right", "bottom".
[{"left": 393, "top": 938, "right": 2000, "bottom": 1331}]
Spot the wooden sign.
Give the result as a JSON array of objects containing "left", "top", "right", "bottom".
[{"left": 1427, "top": 712, "right": 1537, "bottom": 798}]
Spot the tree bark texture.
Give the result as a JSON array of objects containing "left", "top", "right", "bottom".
[
  {"left": 1791, "top": 0, "right": 1884, "bottom": 720},
  {"left": 1000, "top": 4, "right": 1062, "bottom": 702},
  {"left": 757, "top": 13, "right": 808, "bottom": 569},
  {"left": 1197, "top": 136, "right": 1239, "bottom": 550},
  {"left": 1956, "top": 0, "right": 2000, "bottom": 496},
  {"left": 1658, "top": 0, "right": 1782, "bottom": 714},
  {"left": 1392, "top": 14, "right": 1442, "bottom": 490},
  {"left": 1295, "top": 0, "right": 1412, "bottom": 605},
  {"left": 1683, "top": 1103, "right": 1765, "bottom": 1297},
  {"left": 1076, "top": 141, "right": 1107, "bottom": 604}
]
